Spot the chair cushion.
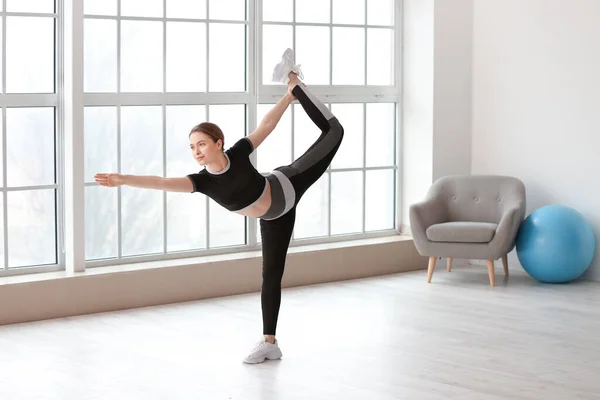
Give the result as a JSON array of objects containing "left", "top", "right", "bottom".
[{"left": 426, "top": 222, "right": 498, "bottom": 243}]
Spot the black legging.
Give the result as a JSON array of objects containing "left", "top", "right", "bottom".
[{"left": 259, "top": 84, "right": 344, "bottom": 335}]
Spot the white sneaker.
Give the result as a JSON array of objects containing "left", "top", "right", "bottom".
[
  {"left": 272, "top": 48, "right": 304, "bottom": 84},
  {"left": 242, "top": 339, "right": 283, "bottom": 364}
]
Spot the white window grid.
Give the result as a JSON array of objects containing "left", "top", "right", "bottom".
[
  {"left": 0, "top": 0, "right": 63, "bottom": 276},
  {"left": 253, "top": 101, "right": 398, "bottom": 243},
  {"left": 256, "top": 0, "right": 402, "bottom": 249},
  {"left": 0, "top": 0, "right": 402, "bottom": 275},
  {"left": 82, "top": 0, "right": 256, "bottom": 267}
]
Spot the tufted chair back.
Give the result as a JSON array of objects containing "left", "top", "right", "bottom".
[{"left": 427, "top": 175, "right": 526, "bottom": 224}]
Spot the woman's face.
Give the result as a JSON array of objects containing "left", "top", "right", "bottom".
[{"left": 189, "top": 131, "right": 222, "bottom": 166}]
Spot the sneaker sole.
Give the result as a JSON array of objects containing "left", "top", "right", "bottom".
[
  {"left": 243, "top": 347, "right": 283, "bottom": 364},
  {"left": 272, "top": 48, "right": 296, "bottom": 83},
  {"left": 272, "top": 62, "right": 291, "bottom": 83},
  {"left": 272, "top": 63, "right": 286, "bottom": 82}
]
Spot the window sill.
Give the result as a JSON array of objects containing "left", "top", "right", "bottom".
[
  {"left": 1, "top": 234, "right": 413, "bottom": 286},
  {"left": 0, "top": 234, "right": 424, "bottom": 326}
]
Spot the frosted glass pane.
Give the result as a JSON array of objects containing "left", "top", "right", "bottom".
[
  {"left": 85, "top": 186, "right": 118, "bottom": 260},
  {"left": 262, "top": 25, "right": 293, "bottom": 86},
  {"left": 0, "top": 112, "right": 2, "bottom": 186},
  {"left": 121, "top": 21, "right": 163, "bottom": 92},
  {"left": 7, "top": 107, "right": 55, "bottom": 187},
  {"left": 0, "top": 20, "right": 3, "bottom": 93},
  {"left": 209, "top": 0, "right": 246, "bottom": 20},
  {"left": 84, "top": 107, "right": 118, "bottom": 182},
  {"left": 366, "top": 170, "right": 395, "bottom": 231},
  {"left": 330, "top": 103, "right": 363, "bottom": 169},
  {"left": 167, "top": 22, "right": 207, "bottom": 92},
  {"left": 293, "top": 103, "right": 322, "bottom": 159},
  {"left": 121, "top": 106, "right": 163, "bottom": 257},
  {"left": 332, "top": 28, "right": 364, "bottom": 85},
  {"left": 294, "top": 174, "right": 328, "bottom": 239},
  {"left": 296, "top": 26, "right": 330, "bottom": 85},
  {"left": 366, "top": 103, "right": 395, "bottom": 167},
  {"left": 209, "top": 104, "right": 246, "bottom": 149},
  {"left": 209, "top": 23, "right": 245, "bottom": 92},
  {"left": 7, "top": 0, "right": 54, "bottom": 13},
  {"left": 0, "top": 197, "right": 3, "bottom": 268},
  {"left": 122, "top": 188, "right": 163, "bottom": 256},
  {"left": 121, "top": 0, "right": 163, "bottom": 17},
  {"left": 331, "top": 172, "right": 363, "bottom": 235},
  {"left": 166, "top": 105, "right": 206, "bottom": 177},
  {"left": 368, "top": 0, "right": 394, "bottom": 26},
  {"left": 367, "top": 28, "right": 394, "bottom": 85},
  {"left": 166, "top": 106, "right": 208, "bottom": 251},
  {"left": 84, "top": 19, "right": 117, "bottom": 93},
  {"left": 333, "top": 0, "right": 364, "bottom": 25},
  {"left": 296, "top": 0, "right": 329, "bottom": 23},
  {"left": 209, "top": 200, "right": 245, "bottom": 248},
  {"left": 167, "top": 0, "right": 206, "bottom": 19},
  {"left": 121, "top": 106, "right": 163, "bottom": 176},
  {"left": 85, "top": 0, "right": 117, "bottom": 15},
  {"left": 8, "top": 190, "right": 56, "bottom": 268},
  {"left": 257, "top": 104, "right": 291, "bottom": 173},
  {"left": 167, "top": 192, "right": 207, "bottom": 252},
  {"left": 263, "top": 0, "right": 292, "bottom": 22},
  {"left": 6, "top": 17, "right": 54, "bottom": 93},
  {"left": 257, "top": 219, "right": 261, "bottom": 244}
]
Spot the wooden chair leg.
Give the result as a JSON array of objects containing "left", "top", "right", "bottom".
[
  {"left": 501, "top": 255, "right": 509, "bottom": 276},
  {"left": 446, "top": 258, "right": 453, "bottom": 272},
  {"left": 427, "top": 256, "right": 437, "bottom": 283},
  {"left": 486, "top": 260, "right": 495, "bottom": 287}
]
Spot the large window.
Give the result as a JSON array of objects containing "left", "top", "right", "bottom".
[
  {"left": 1, "top": 1, "right": 60, "bottom": 274},
  {"left": 257, "top": 0, "right": 398, "bottom": 241},
  {"left": 1, "top": 0, "right": 400, "bottom": 275},
  {"left": 254, "top": 102, "right": 397, "bottom": 242},
  {"left": 83, "top": 0, "right": 250, "bottom": 263}
]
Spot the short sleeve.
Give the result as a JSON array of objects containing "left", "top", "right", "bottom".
[
  {"left": 186, "top": 172, "right": 206, "bottom": 193},
  {"left": 228, "top": 137, "right": 254, "bottom": 158}
]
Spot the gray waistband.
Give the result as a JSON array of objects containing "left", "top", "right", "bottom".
[{"left": 260, "top": 171, "right": 296, "bottom": 220}]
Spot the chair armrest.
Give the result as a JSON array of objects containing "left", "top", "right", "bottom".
[
  {"left": 409, "top": 197, "right": 447, "bottom": 242},
  {"left": 490, "top": 206, "right": 524, "bottom": 253}
]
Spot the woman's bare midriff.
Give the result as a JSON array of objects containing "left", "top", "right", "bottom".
[{"left": 234, "top": 179, "right": 272, "bottom": 218}]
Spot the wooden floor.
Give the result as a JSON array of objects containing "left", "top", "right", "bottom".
[{"left": 2, "top": 265, "right": 600, "bottom": 400}]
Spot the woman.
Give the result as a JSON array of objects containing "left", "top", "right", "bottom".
[{"left": 95, "top": 49, "right": 344, "bottom": 364}]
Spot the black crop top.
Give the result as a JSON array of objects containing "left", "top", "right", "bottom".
[{"left": 186, "top": 137, "right": 266, "bottom": 211}]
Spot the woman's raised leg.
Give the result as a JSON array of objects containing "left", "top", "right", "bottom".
[{"left": 280, "top": 75, "right": 344, "bottom": 201}]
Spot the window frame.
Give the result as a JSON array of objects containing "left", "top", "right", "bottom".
[
  {"left": 255, "top": 0, "right": 402, "bottom": 245},
  {"left": 0, "top": 0, "right": 63, "bottom": 277},
  {"left": 79, "top": 0, "right": 257, "bottom": 266},
  {"left": 1, "top": 0, "right": 402, "bottom": 275}
]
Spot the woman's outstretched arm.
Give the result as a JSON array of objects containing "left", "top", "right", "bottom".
[
  {"left": 247, "top": 90, "right": 294, "bottom": 149},
  {"left": 94, "top": 173, "right": 193, "bottom": 192}
]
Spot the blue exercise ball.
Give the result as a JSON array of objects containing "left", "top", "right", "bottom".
[{"left": 516, "top": 205, "right": 596, "bottom": 283}]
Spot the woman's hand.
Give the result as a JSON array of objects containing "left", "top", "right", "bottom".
[
  {"left": 94, "top": 173, "right": 124, "bottom": 187},
  {"left": 287, "top": 85, "right": 296, "bottom": 101}
]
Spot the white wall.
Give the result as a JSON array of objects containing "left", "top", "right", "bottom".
[
  {"left": 471, "top": 0, "right": 600, "bottom": 279},
  {"left": 433, "top": 0, "right": 473, "bottom": 181},
  {"left": 402, "top": 0, "right": 473, "bottom": 230}
]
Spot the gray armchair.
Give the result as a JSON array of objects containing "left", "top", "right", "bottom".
[{"left": 409, "top": 175, "right": 526, "bottom": 286}]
